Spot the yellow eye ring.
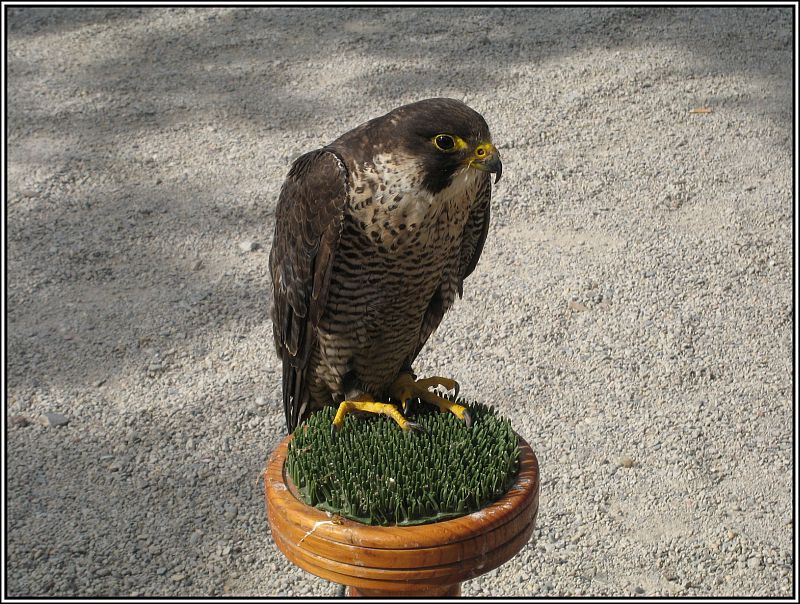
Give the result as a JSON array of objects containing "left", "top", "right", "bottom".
[{"left": 432, "top": 133, "right": 466, "bottom": 152}]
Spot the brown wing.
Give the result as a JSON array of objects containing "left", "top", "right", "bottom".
[
  {"left": 407, "top": 173, "right": 492, "bottom": 366},
  {"left": 457, "top": 174, "right": 492, "bottom": 294},
  {"left": 269, "top": 149, "right": 348, "bottom": 433}
]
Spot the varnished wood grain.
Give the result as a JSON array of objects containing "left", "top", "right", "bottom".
[
  {"left": 348, "top": 583, "right": 461, "bottom": 597},
  {"left": 264, "top": 432, "right": 539, "bottom": 596}
]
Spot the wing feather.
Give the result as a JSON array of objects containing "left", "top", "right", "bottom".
[
  {"left": 458, "top": 174, "right": 492, "bottom": 293},
  {"left": 269, "top": 149, "right": 348, "bottom": 432}
]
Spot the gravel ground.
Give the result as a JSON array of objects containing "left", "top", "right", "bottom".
[{"left": 5, "top": 6, "right": 794, "bottom": 598}]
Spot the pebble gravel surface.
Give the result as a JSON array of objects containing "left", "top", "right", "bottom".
[{"left": 5, "top": 6, "right": 794, "bottom": 598}]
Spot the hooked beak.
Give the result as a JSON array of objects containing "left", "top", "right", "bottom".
[{"left": 470, "top": 148, "right": 503, "bottom": 183}]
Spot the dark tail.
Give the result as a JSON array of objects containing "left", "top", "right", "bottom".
[{"left": 282, "top": 355, "right": 309, "bottom": 434}]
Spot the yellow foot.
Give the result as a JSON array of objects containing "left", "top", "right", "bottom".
[
  {"left": 331, "top": 393, "right": 423, "bottom": 438},
  {"left": 389, "top": 372, "right": 471, "bottom": 428}
]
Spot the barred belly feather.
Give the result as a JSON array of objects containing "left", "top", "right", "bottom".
[{"left": 309, "top": 156, "right": 482, "bottom": 405}]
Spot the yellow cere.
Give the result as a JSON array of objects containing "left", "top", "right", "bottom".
[{"left": 473, "top": 142, "right": 497, "bottom": 161}]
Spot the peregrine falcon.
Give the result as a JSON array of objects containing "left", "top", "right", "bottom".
[{"left": 269, "top": 98, "right": 502, "bottom": 434}]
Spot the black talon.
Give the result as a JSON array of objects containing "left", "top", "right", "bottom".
[
  {"left": 462, "top": 409, "right": 472, "bottom": 429},
  {"left": 406, "top": 421, "right": 425, "bottom": 434},
  {"left": 331, "top": 423, "right": 339, "bottom": 441}
]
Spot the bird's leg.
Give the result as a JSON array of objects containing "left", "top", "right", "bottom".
[
  {"left": 331, "top": 393, "right": 423, "bottom": 437},
  {"left": 389, "top": 372, "right": 471, "bottom": 427}
]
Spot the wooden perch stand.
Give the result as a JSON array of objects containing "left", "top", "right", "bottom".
[{"left": 264, "top": 432, "right": 539, "bottom": 597}]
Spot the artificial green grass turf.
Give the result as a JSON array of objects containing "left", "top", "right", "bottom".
[{"left": 286, "top": 399, "right": 520, "bottom": 526}]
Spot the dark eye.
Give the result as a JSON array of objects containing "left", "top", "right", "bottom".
[{"left": 434, "top": 134, "right": 456, "bottom": 151}]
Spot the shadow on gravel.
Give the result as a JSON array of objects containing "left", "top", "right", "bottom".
[
  {"left": 5, "top": 398, "right": 285, "bottom": 596},
  {"left": 7, "top": 174, "right": 272, "bottom": 392},
  {"left": 9, "top": 7, "right": 792, "bottom": 148},
  {"left": 5, "top": 6, "right": 149, "bottom": 37}
]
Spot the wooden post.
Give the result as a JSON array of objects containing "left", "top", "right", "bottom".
[
  {"left": 264, "top": 433, "right": 539, "bottom": 597},
  {"left": 347, "top": 583, "right": 461, "bottom": 597}
]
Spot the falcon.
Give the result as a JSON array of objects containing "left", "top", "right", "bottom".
[{"left": 269, "top": 98, "right": 502, "bottom": 435}]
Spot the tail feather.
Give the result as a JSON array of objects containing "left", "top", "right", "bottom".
[{"left": 282, "top": 356, "right": 309, "bottom": 433}]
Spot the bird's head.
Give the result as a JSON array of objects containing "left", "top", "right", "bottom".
[{"left": 388, "top": 98, "right": 503, "bottom": 195}]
